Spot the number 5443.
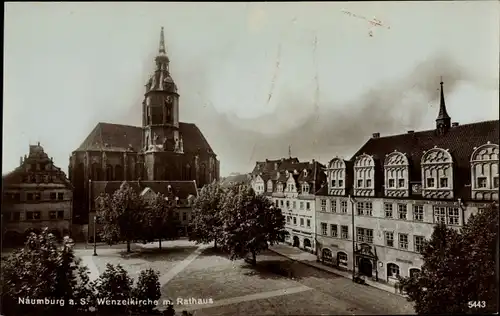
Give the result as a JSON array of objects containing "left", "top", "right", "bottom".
[{"left": 468, "top": 301, "right": 486, "bottom": 309}]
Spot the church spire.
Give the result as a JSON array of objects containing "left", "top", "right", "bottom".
[
  {"left": 436, "top": 79, "right": 451, "bottom": 134},
  {"left": 159, "top": 26, "right": 166, "bottom": 54}
]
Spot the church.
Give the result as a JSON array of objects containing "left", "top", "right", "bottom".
[{"left": 69, "top": 27, "right": 219, "bottom": 225}]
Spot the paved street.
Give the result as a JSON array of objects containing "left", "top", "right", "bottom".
[
  {"left": 3, "top": 240, "right": 414, "bottom": 314},
  {"left": 68, "top": 241, "right": 414, "bottom": 315}
]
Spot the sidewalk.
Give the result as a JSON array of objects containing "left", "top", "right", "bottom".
[{"left": 269, "top": 243, "right": 406, "bottom": 298}]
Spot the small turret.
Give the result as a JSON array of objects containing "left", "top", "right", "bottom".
[{"left": 436, "top": 80, "right": 451, "bottom": 135}]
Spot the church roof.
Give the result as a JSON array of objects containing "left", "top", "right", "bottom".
[
  {"left": 91, "top": 180, "right": 198, "bottom": 202},
  {"left": 75, "top": 122, "right": 213, "bottom": 154},
  {"left": 351, "top": 119, "right": 499, "bottom": 199}
]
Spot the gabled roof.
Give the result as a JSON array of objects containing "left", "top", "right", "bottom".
[
  {"left": 75, "top": 122, "right": 214, "bottom": 154},
  {"left": 351, "top": 120, "right": 499, "bottom": 199},
  {"left": 221, "top": 173, "right": 251, "bottom": 187},
  {"left": 91, "top": 180, "right": 198, "bottom": 201}
]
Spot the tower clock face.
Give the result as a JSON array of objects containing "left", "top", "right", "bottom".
[{"left": 166, "top": 95, "right": 173, "bottom": 104}]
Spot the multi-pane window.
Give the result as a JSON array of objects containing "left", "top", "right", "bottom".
[
  {"left": 447, "top": 207, "right": 460, "bottom": 225},
  {"left": 494, "top": 176, "right": 499, "bottom": 188},
  {"left": 34, "top": 193, "right": 41, "bottom": 200},
  {"left": 300, "top": 202, "right": 304, "bottom": 210},
  {"left": 330, "top": 199, "right": 337, "bottom": 213},
  {"left": 293, "top": 217, "right": 297, "bottom": 225},
  {"left": 356, "top": 227, "right": 373, "bottom": 243},
  {"left": 287, "top": 216, "right": 291, "bottom": 224},
  {"left": 427, "top": 178, "right": 435, "bottom": 188},
  {"left": 280, "top": 200, "right": 284, "bottom": 207},
  {"left": 26, "top": 211, "right": 41, "bottom": 220},
  {"left": 50, "top": 193, "right": 57, "bottom": 200},
  {"left": 331, "top": 180, "right": 336, "bottom": 187},
  {"left": 439, "top": 178, "right": 448, "bottom": 188},
  {"left": 341, "top": 226, "right": 348, "bottom": 239},
  {"left": 357, "top": 202, "right": 373, "bottom": 216},
  {"left": 300, "top": 218, "right": 304, "bottom": 226},
  {"left": 384, "top": 203, "right": 393, "bottom": 218},
  {"left": 286, "top": 200, "right": 290, "bottom": 209},
  {"left": 477, "top": 177, "right": 487, "bottom": 188},
  {"left": 399, "top": 233, "right": 408, "bottom": 250},
  {"left": 49, "top": 211, "right": 57, "bottom": 220},
  {"left": 357, "top": 179, "right": 363, "bottom": 188},
  {"left": 414, "top": 235, "right": 425, "bottom": 253},
  {"left": 58, "top": 211, "right": 64, "bottom": 219},
  {"left": 330, "top": 224, "right": 338, "bottom": 238},
  {"left": 306, "top": 202, "right": 311, "bottom": 210},
  {"left": 398, "top": 179, "right": 405, "bottom": 188},
  {"left": 385, "top": 231, "right": 394, "bottom": 247},
  {"left": 306, "top": 219, "right": 311, "bottom": 228},
  {"left": 413, "top": 205, "right": 424, "bottom": 221},
  {"left": 434, "top": 206, "right": 447, "bottom": 224},
  {"left": 398, "top": 204, "right": 407, "bottom": 220},
  {"left": 366, "top": 179, "right": 372, "bottom": 187},
  {"left": 340, "top": 201, "right": 348, "bottom": 213},
  {"left": 321, "top": 199, "right": 327, "bottom": 212},
  {"left": 302, "top": 184, "right": 310, "bottom": 193},
  {"left": 321, "top": 222, "right": 327, "bottom": 235},
  {"left": 292, "top": 201, "right": 296, "bottom": 209},
  {"left": 338, "top": 180, "right": 344, "bottom": 187},
  {"left": 275, "top": 199, "right": 279, "bottom": 206}
]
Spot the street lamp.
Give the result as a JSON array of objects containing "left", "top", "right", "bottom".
[{"left": 93, "top": 215, "right": 98, "bottom": 256}]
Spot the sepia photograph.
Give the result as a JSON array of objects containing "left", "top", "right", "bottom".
[{"left": 2, "top": 2, "right": 499, "bottom": 315}]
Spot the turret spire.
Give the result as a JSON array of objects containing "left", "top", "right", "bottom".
[
  {"left": 436, "top": 78, "right": 451, "bottom": 133},
  {"left": 159, "top": 27, "right": 166, "bottom": 54}
]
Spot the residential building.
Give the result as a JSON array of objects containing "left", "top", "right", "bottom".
[
  {"left": 69, "top": 27, "right": 219, "bottom": 226},
  {"left": 2, "top": 143, "right": 73, "bottom": 247},
  {"left": 315, "top": 81, "right": 499, "bottom": 284},
  {"left": 89, "top": 180, "right": 198, "bottom": 241},
  {"left": 251, "top": 157, "right": 327, "bottom": 252},
  {"left": 220, "top": 173, "right": 251, "bottom": 188}
]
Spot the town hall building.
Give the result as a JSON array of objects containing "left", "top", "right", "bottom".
[{"left": 69, "top": 27, "right": 219, "bottom": 225}]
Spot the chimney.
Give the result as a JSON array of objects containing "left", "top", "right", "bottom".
[
  {"left": 407, "top": 130, "right": 414, "bottom": 134},
  {"left": 20, "top": 156, "right": 23, "bottom": 166},
  {"left": 372, "top": 133, "right": 380, "bottom": 138},
  {"left": 452, "top": 122, "right": 459, "bottom": 127}
]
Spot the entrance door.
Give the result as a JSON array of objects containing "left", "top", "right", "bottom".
[
  {"left": 292, "top": 236, "right": 300, "bottom": 247},
  {"left": 358, "top": 258, "right": 373, "bottom": 277}
]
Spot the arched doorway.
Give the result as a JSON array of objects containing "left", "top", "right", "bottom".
[
  {"left": 358, "top": 258, "right": 373, "bottom": 277},
  {"left": 292, "top": 236, "right": 300, "bottom": 247},
  {"left": 322, "top": 248, "right": 333, "bottom": 264},
  {"left": 303, "top": 238, "right": 311, "bottom": 249}
]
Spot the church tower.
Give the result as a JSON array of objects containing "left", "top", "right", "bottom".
[
  {"left": 436, "top": 80, "right": 451, "bottom": 135},
  {"left": 142, "top": 27, "right": 183, "bottom": 153}
]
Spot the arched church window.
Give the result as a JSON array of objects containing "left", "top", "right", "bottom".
[
  {"left": 106, "top": 165, "right": 114, "bottom": 181},
  {"left": 91, "top": 163, "right": 102, "bottom": 181},
  {"left": 115, "top": 165, "right": 124, "bottom": 181}
]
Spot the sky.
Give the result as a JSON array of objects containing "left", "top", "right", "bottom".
[{"left": 3, "top": 2, "right": 499, "bottom": 177}]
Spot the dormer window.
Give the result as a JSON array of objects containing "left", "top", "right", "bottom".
[
  {"left": 302, "top": 183, "right": 310, "bottom": 194},
  {"left": 470, "top": 143, "right": 499, "bottom": 201},
  {"left": 267, "top": 180, "right": 273, "bottom": 192},
  {"left": 354, "top": 154, "right": 375, "bottom": 197},
  {"left": 439, "top": 178, "right": 448, "bottom": 188},
  {"left": 384, "top": 151, "right": 409, "bottom": 197},
  {"left": 421, "top": 147, "right": 454, "bottom": 199},
  {"left": 327, "top": 158, "right": 346, "bottom": 195},
  {"left": 303, "top": 170, "right": 308, "bottom": 177},
  {"left": 276, "top": 183, "right": 283, "bottom": 192},
  {"left": 388, "top": 179, "right": 395, "bottom": 188}
]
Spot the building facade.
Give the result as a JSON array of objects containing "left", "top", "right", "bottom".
[
  {"left": 69, "top": 27, "right": 219, "bottom": 225},
  {"left": 2, "top": 143, "right": 73, "bottom": 246},
  {"left": 315, "top": 82, "right": 499, "bottom": 284},
  {"left": 88, "top": 180, "right": 198, "bottom": 242},
  {"left": 251, "top": 157, "right": 327, "bottom": 252}
]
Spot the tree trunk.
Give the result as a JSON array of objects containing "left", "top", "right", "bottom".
[
  {"left": 159, "top": 239, "right": 162, "bottom": 250},
  {"left": 127, "top": 240, "right": 131, "bottom": 253},
  {"left": 214, "top": 239, "right": 217, "bottom": 250},
  {"left": 251, "top": 251, "right": 257, "bottom": 266}
]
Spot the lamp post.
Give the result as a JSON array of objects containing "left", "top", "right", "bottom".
[{"left": 93, "top": 215, "right": 97, "bottom": 256}]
